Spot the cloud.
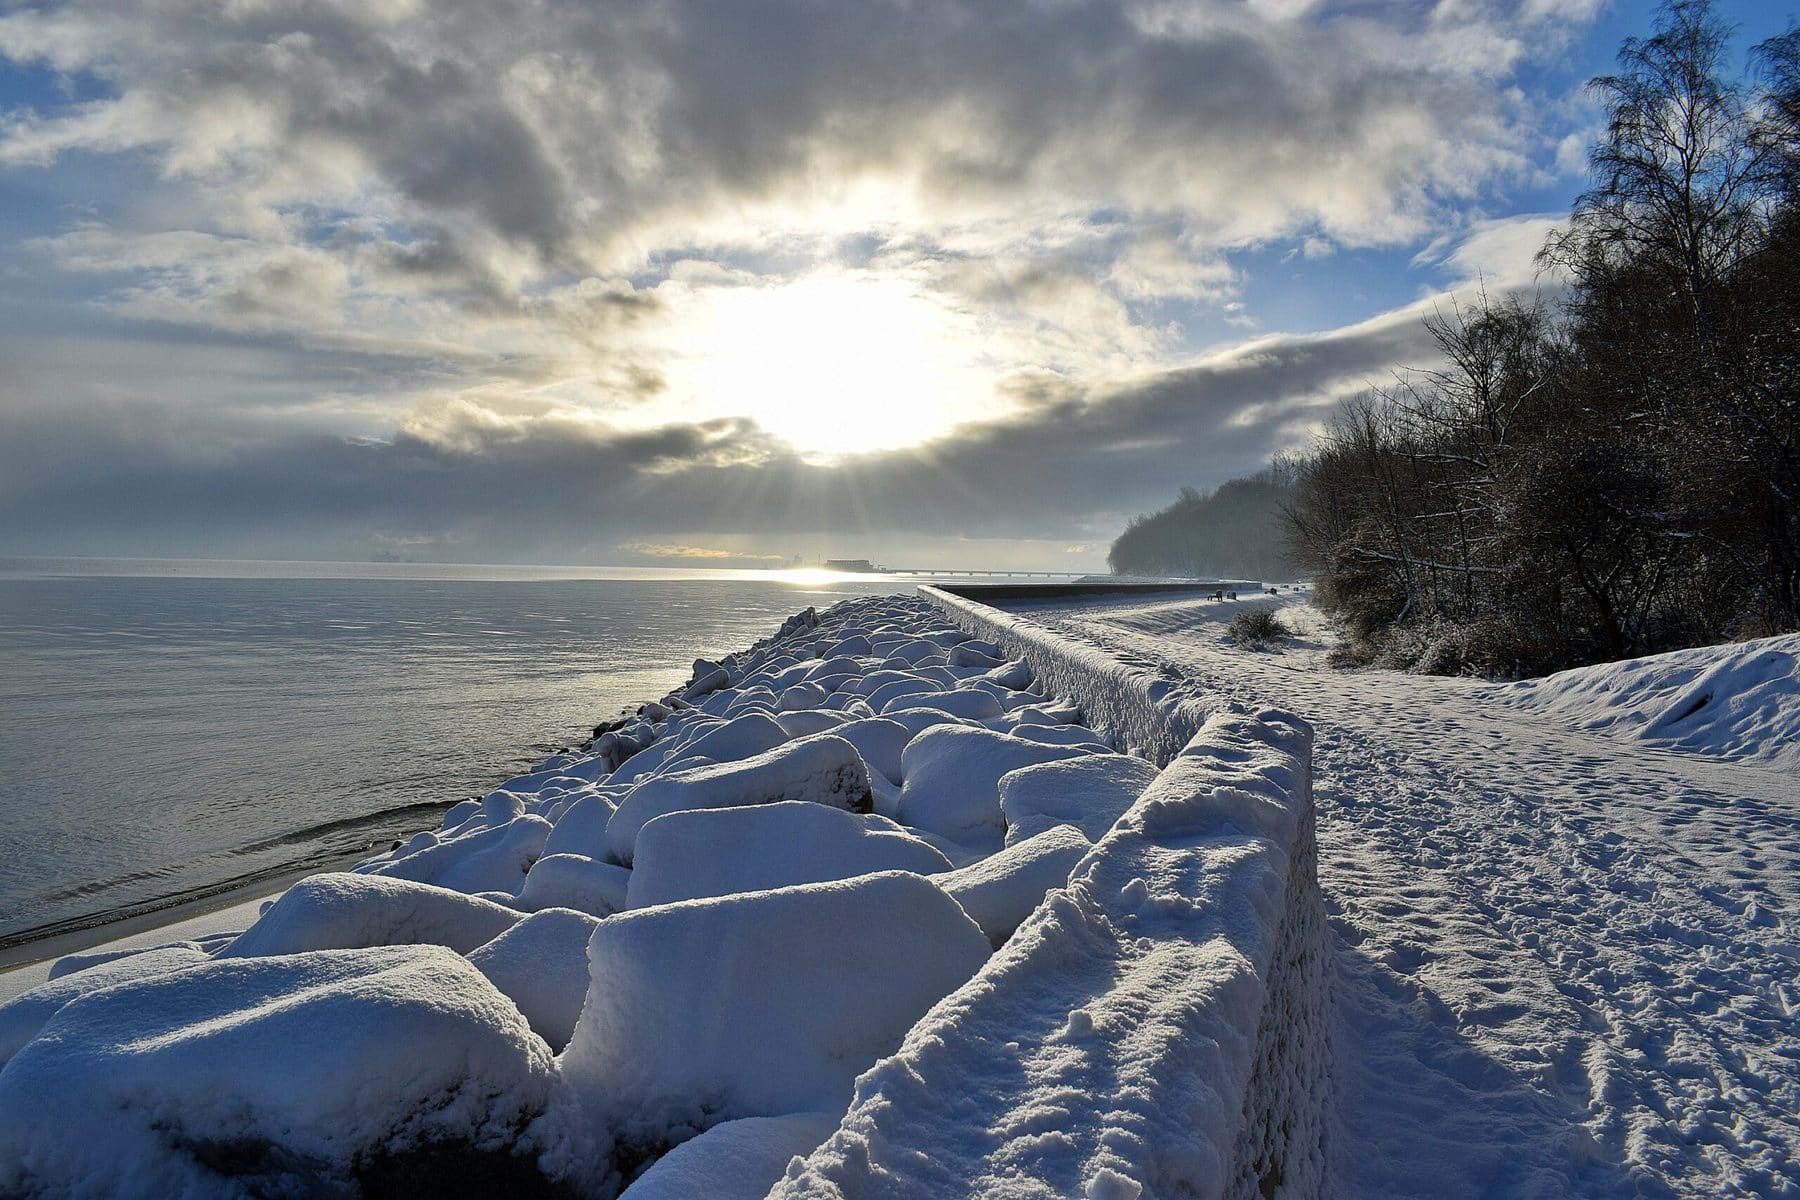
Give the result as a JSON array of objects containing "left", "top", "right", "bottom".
[
  {"left": 1, "top": 0, "right": 1579, "bottom": 339},
  {"left": 0, "top": 271, "right": 1476, "bottom": 563},
  {"left": 0, "top": 0, "right": 1607, "bottom": 561},
  {"left": 617, "top": 541, "right": 786, "bottom": 563}
]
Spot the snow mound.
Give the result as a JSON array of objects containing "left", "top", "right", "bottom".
[
  {"left": 937, "top": 823, "right": 1093, "bottom": 947},
  {"left": 1000, "top": 754, "right": 1162, "bottom": 846},
  {"left": 617, "top": 1112, "right": 840, "bottom": 1200},
  {"left": 550, "top": 871, "right": 990, "bottom": 1183},
  {"left": 627, "top": 801, "right": 952, "bottom": 909},
  {"left": 0, "top": 944, "right": 212, "bottom": 1067},
  {"left": 516, "top": 851, "right": 630, "bottom": 917},
  {"left": 219, "top": 872, "right": 522, "bottom": 958},
  {"left": 366, "top": 812, "right": 552, "bottom": 894},
  {"left": 897, "top": 725, "right": 1085, "bottom": 847},
  {"left": 606, "top": 733, "right": 874, "bottom": 866},
  {"left": 467, "top": 906, "right": 600, "bottom": 1050},
  {"left": 0, "top": 945, "right": 556, "bottom": 1199},
  {"left": 1493, "top": 632, "right": 1800, "bottom": 770}
]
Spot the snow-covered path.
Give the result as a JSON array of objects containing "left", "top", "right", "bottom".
[{"left": 1002, "top": 594, "right": 1799, "bottom": 1199}]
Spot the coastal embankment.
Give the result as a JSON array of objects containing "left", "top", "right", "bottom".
[{"left": 0, "top": 587, "right": 1321, "bottom": 1200}]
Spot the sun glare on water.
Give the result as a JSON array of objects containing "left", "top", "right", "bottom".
[{"left": 672, "top": 276, "right": 992, "bottom": 457}]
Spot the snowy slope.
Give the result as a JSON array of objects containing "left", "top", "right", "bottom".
[
  {"left": 1004, "top": 591, "right": 1799, "bottom": 1199},
  {"left": 1491, "top": 633, "right": 1800, "bottom": 771}
]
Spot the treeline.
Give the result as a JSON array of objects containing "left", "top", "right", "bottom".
[
  {"left": 1108, "top": 463, "right": 1298, "bottom": 580},
  {"left": 1284, "top": 1, "right": 1800, "bottom": 675}
]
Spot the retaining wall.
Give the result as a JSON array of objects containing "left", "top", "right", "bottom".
[{"left": 772, "top": 591, "right": 1328, "bottom": 1200}]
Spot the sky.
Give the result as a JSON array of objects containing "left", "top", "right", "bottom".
[{"left": 0, "top": 0, "right": 1793, "bottom": 571}]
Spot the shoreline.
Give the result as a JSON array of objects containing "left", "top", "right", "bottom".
[{"left": 0, "top": 850, "right": 368, "bottom": 984}]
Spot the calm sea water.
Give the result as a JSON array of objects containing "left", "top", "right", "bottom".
[{"left": 0, "top": 558, "right": 903, "bottom": 948}]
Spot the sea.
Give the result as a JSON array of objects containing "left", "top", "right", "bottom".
[{"left": 0, "top": 557, "right": 907, "bottom": 952}]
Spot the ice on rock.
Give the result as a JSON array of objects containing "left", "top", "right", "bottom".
[
  {"left": 0, "top": 946, "right": 556, "bottom": 1200},
  {"left": 776, "top": 682, "right": 830, "bottom": 712},
  {"left": 219, "top": 872, "right": 522, "bottom": 958},
  {"left": 550, "top": 871, "right": 989, "bottom": 1171},
  {"left": 684, "top": 663, "right": 731, "bottom": 700},
  {"left": 938, "top": 823, "right": 1094, "bottom": 946},
  {"left": 0, "top": 945, "right": 213, "bottom": 1067},
  {"left": 897, "top": 725, "right": 1086, "bottom": 846},
  {"left": 605, "top": 733, "right": 874, "bottom": 866},
  {"left": 370, "top": 812, "right": 551, "bottom": 895},
  {"left": 883, "top": 688, "right": 1004, "bottom": 721},
  {"left": 516, "top": 852, "right": 631, "bottom": 917},
  {"left": 1001, "top": 754, "right": 1161, "bottom": 845},
  {"left": 618, "top": 1112, "right": 842, "bottom": 1200},
  {"left": 627, "top": 800, "right": 952, "bottom": 908},
  {"left": 467, "top": 907, "right": 600, "bottom": 1050}
]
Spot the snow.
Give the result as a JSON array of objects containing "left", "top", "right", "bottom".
[
  {"left": 541, "top": 791, "right": 620, "bottom": 858},
  {"left": 515, "top": 851, "right": 631, "bottom": 916},
  {"left": 1, "top": 589, "right": 1291, "bottom": 1200},
  {"left": 363, "top": 811, "right": 551, "bottom": 894},
  {"left": 218, "top": 871, "right": 523, "bottom": 957},
  {"left": 467, "top": 906, "right": 600, "bottom": 1050},
  {"left": 772, "top": 707, "right": 1324, "bottom": 1200},
  {"left": 1002, "top": 589, "right": 1800, "bottom": 1197},
  {"left": 616, "top": 1112, "right": 840, "bottom": 1200},
  {"left": 0, "top": 944, "right": 212, "bottom": 1067},
  {"left": 604, "top": 732, "right": 874, "bottom": 866},
  {"left": 0, "top": 945, "right": 555, "bottom": 1199},
  {"left": 626, "top": 800, "right": 951, "bottom": 908},
  {"left": 547, "top": 871, "right": 991, "bottom": 1191},
  {"left": 1491, "top": 631, "right": 1800, "bottom": 771},
  {"left": 935, "top": 823, "right": 1093, "bottom": 947},
  {"left": 897, "top": 724, "right": 1086, "bottom": 846},
  {"left": 826, "top": 716, "right": 911, "bottom": 783}
]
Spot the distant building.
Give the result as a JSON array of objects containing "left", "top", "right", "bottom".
[{"left": 825, "top": 558, "right": 880, "bottom": 573}]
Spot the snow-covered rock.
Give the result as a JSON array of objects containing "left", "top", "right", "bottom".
[
  {"left": 937, "top": 823, "right": 1093, "bottom": 946},
  {"left": 369, "top": 812, "right": 551, "bottom": 895},
  {"left": 1000, "top": 754, "right": 1161, "bottom": 846},
  {"left": 827, "top": 716, "right": 911, "bottom": 784},
  {"left": 627, "top": 800, "right": 952, "bottom": 908},
  {"left": 515, "top": 851, "right": 630, "bottom": 916},
  {"left": 549, "top": 871, "right": 990, "bottom": 1182},
  {"left": 773, "top": 708, "right": 1324, "bottom": 1200},
  {"left": 883, "top": 687, "right": 1004, "bottom": 721},
  {"left": 897, "top": 725, "right": 1085, "bottom": 846},
  {"left": 467, "top": 906, "right": 600, "bottom": 1050},
  {"left": 605, "top": 733, "right": 874, "bottom": 866},
  {"left": 617, "top": 1112, "right": 841, "bottom": 1200},
  {"left": 0, "top": 946, "right": 556, "bottom": 1200},
  {"left": 541, "top": 791, "right": 620, "bottom": 859},
  {"left": 0, "top": 944, "right": 212, "bottom": 1067},
  {"left": 219, "top": 872, "right": 522, "bottom": 958}
]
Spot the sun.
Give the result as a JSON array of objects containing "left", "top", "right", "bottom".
[{"left": 669, "top": 274, "right": 993, "bottom": 457}]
